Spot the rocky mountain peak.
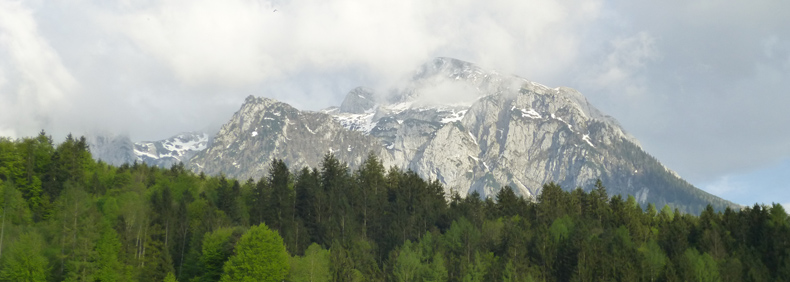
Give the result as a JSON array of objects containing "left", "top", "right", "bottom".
[
  {"left": 186, "top": 57, "right": 736, "bottom": 214},
  {"left": 339, "top": 87, "right": 376, "bottom": 114}
]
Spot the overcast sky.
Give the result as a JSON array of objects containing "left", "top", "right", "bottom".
[{"left": 1, "top": 0, "right": 788, "bottom": 207}]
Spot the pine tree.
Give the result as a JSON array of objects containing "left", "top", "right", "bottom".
[{"left": 0, "top": 231, "right": 48, "bottom": 281}]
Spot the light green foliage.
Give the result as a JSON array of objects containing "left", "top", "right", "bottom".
[
  {"left": 163, "top": 272, "right": 177, "bottom": 282},
  {"left": 639, "top": 239, "right": 667, "bottom": 282},
  {"left": 93, "top": 225, "right": 124, "bottom": 282},
  {"left": 289, "top": 243, "right": 330, "bottom": 282},
  {"left": 549, "top": 215, "right": 574, "bottom": 243},
  {"left": 195, "top": 227, "right": 235, "bottom": 282},
  {"left": 393, "top": 239, "right": 448, "bottom": 282},
  {"left": 462, "top": 251, "right": 494, "bottom": 282},
  {"left": 424, "top": 252, "right": 448, "bottom": 282},
  {"left": 683, "top": 248, "right": 720, "bottom": 282},
  {"left": 220, "top": 223, "right": 289, "bottom": 282},
  {"left": 660, "top": 204, "right": 674, "bottom": 222},
  {"left": 393, "top": 240, "right": 421, "bottom": 281},
  {"left": 1, "top": 181, "right": 32, "bottom": 225},
  {"left": 0, "top": 230, "right": 48, "bottom": 282},
  {"left": 502, "top": 260, "right": 516, "bottom": 282}
]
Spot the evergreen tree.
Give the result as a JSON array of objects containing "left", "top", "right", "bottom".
[
  {"left": 294, "top": 167, "right": 320, "bottom": 250},
  {"left": 93, "top": 224, "right": 125, "bottom": 282},
  {"left": 0, "top": 230, "right": 48, "bottom": 282},
  {"left": 0, "top": 181, "right": 32, "bottom": 259},
  {"left": 354, "top": 153, "right": 386, "bottom": 238}
]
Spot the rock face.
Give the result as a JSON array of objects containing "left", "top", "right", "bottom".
[
  {"left": 86, "top": 134, "right": 137, "bottom": 166},
  {"left": 189, "top": 57, "right": 736, "bottom": 214},
  {"left": 88, "top": 132, "right": 210, "bottom": 168},
  {"left": 339, "top": 87, "right": 376, "bottom": 114},
  {"left": 189, "top": 96, "right": 387, "bottom": 180},
  {"left": 134, "top": 132, "right": 211, "bottom": 168}
]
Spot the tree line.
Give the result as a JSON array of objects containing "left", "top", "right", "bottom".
[{"left": 0, "top": 131, "right": 789, "bottom": 281}]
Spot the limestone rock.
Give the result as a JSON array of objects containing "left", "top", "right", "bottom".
[{"left": 187, "top": 57, "right": 737, "bottom": 214}]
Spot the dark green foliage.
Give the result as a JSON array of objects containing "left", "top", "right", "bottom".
[{"left": 0, "top": 133, "right": 789, "bottom": 281}]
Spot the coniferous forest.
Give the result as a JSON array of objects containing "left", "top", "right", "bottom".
[{"left": 1, "top": 132, "right": 790, "bottom": 282}]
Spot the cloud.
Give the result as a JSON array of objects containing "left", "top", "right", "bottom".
[
  {"left": 580, "top": 31, "right": 658, "bottom": 99},
  {"left": 0, "top": 0, "right": 606, "bottom": 141},
  {"left": 570, "top": 1, "right": 790, "bottom": 184},
  {"left": 98, "top": 0, "right": 603, "bottom": 88},
  {"left": 412, "top": 78, "right": 480, "bottom": 107},
  {"left": 0, "top": 0, "right": 78, "bottom": 138}
]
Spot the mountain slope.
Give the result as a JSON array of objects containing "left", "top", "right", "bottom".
[
  {"left": 134, "top": 132, "right": 210, "bottom": 168},
  {"left": 88, "top": 132, "right": 210, "bottom": 168},
  {"left": 189, "top": 57, "right": 737, "bottom": 214},
  {"left": 189, "top": 96, "right": 387, "bottom": 179},
  {"left": 86, "top": 134, "right": 137, "bottom": 166}
]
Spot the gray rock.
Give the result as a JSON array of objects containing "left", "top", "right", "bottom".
[
  {"left": 189, "top": 96, "right": 391, "bottom": 181},
  {"left": 339, "top": 87, "right": 376, "bottom": 114},
  {"left": 86, "top": 134, "right": 137, "bottom": 166},
  {"left": 188, "top": 58, "right": 738, "bottom": 214},
  {"left": 88, "top": 132, "right": 210, "bottom": 168},
  {"left": 134, "top": 132, "right": 210, "bottom": 168}
]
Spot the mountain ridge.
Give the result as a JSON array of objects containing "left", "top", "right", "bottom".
[
  {"left": 185, "top": 57, "right": 737, "bottom": 214},
  {"left": 88, "top": 131, "right": 210, "bottom": 168}
]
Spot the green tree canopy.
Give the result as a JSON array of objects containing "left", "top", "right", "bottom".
[
  {"left": 0, "top": 230, "right": 48, "bottom": 282},
  {"left": 220, "top": 223, "right": 289, "bottom": 282},
  {"left": 289, "top": 243, "right": 330, "bottom": 282}
]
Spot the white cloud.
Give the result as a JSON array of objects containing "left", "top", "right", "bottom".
[
  {"left": 94, "top": 0, "right": 603, "bottom": 89},
  {"left": 0, "top": 0, "right": 606, "bottom": 140},
  {"left": 0, "top": 0, "right": 77, "bottom": 138},
  {"left": 582, "top": 31, "right": 658, "bottom": 94},
  {"left": 412, "top": 78, "right": 480, "bottom": 107}
]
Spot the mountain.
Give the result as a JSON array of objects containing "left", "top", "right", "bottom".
[
  {"left": 86, "top": 134, "right": 137, "bottom": 166},
  {"left": 134, "top": 132, "right": 211, "bottom": 168},
  {"left": 188, "top": 57, "right": 736, "bottom": 214},
  {"left": 88, "top": 132, "right": 210, "bottom": 168},
  {"left": 188, "top": 96, "right": 383, "bottom": 178}
]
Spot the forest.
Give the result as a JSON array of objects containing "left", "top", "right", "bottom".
[{"left": 1, "top": 131, "right": 789, "bottom": 282}]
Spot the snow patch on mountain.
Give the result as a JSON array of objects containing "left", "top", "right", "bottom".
[
  {"left": 582, "top": 134, "right": 595, "bottom": 147},
  {"left": 440, "top": 109, "right": 468, "bottom": 123},
  {"left": 332, "top": 110, "right": 377, "bottom": 133},
  {"left": 520, "top": 108, "right": 542, "bottom": 119},
  {"left": 133, "top": 132, "right": 210, "bottom": 166}
]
